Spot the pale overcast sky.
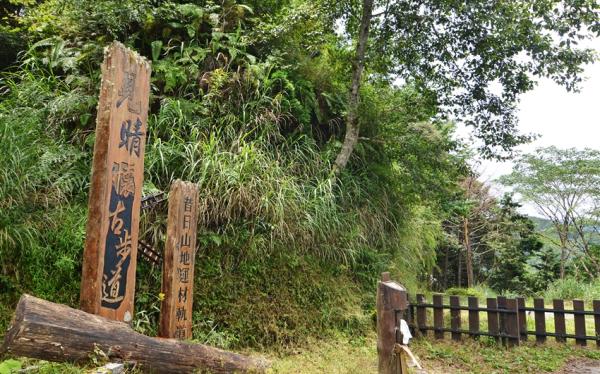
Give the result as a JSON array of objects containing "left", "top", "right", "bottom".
[{"left": 463, "top": 37, "right": 600, "bottom": 216}]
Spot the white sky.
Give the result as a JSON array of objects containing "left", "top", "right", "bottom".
[{"left": 461, "top": 37, "right": 600, "bottom": 216}]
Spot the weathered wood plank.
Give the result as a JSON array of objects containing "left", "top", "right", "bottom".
[
  {"left": 433, "top": 294, "right": 444, "bottom": 340},
  {"left": 80, "top": 41, "right": 151, "bottom": 323},
  {"left": 573, "top": 299, "right": 586, "bottom": 346},
  {"left": 376, "top": 273, "right": 407, "bottom": 374},
  {"left": 159, "top": 180, "right": 199, "bottom": 340},
  {"left": 534, "top": 298, "right": 546, "bottom": 344},
  {"left": 416, "top": 294, "right": 427, "bottom": 337},
  {"left": 1, "top": 295, "right": 268, "bottom": 373},
  {"left": 505, "top": 298, "right": 520, "bottom": 347},
  {"left": 553, "top": 299, "right": 566, "bottom": 343},
  {"left": 468, "top": 296, "right": 479, "bottom": 339},
  {"left": 449, "top": 296, "right": 461, "bottom": 341},
  {"left": 516, "top": 297, "right": 527, "bottom": 341},
  {"left": 486, "top": 298, "right": 499, "bottom": 342}
]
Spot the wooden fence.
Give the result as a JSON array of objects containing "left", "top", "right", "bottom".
[{"left": 407, "top": 294, "right": 600, "bottom": 347}]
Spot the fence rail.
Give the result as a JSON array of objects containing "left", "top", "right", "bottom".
[{"left": 407, "top": 294, "right": 600, "bottom": 347}]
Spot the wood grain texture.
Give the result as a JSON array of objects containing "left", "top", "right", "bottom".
[
  {"left": 533, "top": 298, "right": 546, "bottom": 344},
  {"left": 376, "top": 274, "right": 407, "bottom": 374},
  {"left": 573, "top": 299, "right": 586, "bottom": 346},
  {"left": 80, "top": 41, "right": 151, "bottom": 322},
  {"left": 468, "top": 296, "right": 479, "bottom": 339},
  {"left": 553, "top": 299, "right": 566, "bottom": 343},
  {"left": 433, "top": 294, "right": 444, "bottom": 340},
  {"left": 449, "top": 296, "right": 461, "bottom": 341},
  {"left": 1, "top": 295, "right": 268, "bottom": 373},
  {"left": 159, "top": 180, "right": 199, "bottom": 339},
  {"left": 486, "top": 298, "right": 499, "bottom": 342}
]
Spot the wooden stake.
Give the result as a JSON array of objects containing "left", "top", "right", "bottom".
[
  {"left": 159, "top": 180, "right": 199, "bottom": 339},
  {"left": 80, "top": 41, "right": 151, "bottom": 323},
  {"left": 376, "top": 273, "right": 408, "bottom": 374}
]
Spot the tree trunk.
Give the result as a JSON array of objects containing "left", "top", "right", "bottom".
[
  {"left": 332, "top": 0, "right": 374, "bottom": 174},
  {"left": 442, "top": 246, "right": 449, "bottom": 290},
  {"left": 1, "top": 295, "right": 268, "bottom": 373},
  {"left": 560, "top": 246, "right": 566, "bottom": 279},
  {"left": 457, "top": 249, "right": 462, "bottom": 287},
  {"left": 463, "top": 218, "right": 474, "bottom": 288}
]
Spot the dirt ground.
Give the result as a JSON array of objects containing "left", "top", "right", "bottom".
[{"left": 554, "top": 359, "right": 600, "bottom": 374}]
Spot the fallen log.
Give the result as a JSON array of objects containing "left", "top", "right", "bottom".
[{"left": 1, "top": 294, "right": 268, "bottom": 373}]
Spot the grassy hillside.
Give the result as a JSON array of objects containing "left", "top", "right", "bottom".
[{"left": 0, "top": 0, "right": 464, "bottom": 350}]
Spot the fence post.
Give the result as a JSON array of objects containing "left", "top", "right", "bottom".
[
  {"left": 505, "top": 299, "right": 520, "bottom": 347},
  {"left": 573, "top": 300, "right": 586, "bottom": 346},
  {"left": 497, "top": 296, "right": 507, "bottom": 345},
  {"left": 433, "top": 294, "right": 444, "bottom": 339},
  {"left": 487, "top": 298, "right": 499, "bottom": 342},
  {"left": 376, "top": 272, "right": 408, "bottom": 374},
  {"left": 449, "top": 296, "right": 461, "bottom": 341},
  {"left": 553, "top": 299, "right": 566, "bottom": 343},
  {"left": 468, "top": 297, "right": 479, "bottom": 339},
  {"left": 594, "top": 300, "right": 600, "bottom": 348},
  {"left": 416, "top": 294, "right": 427, "bottom": 337},
  {"left": 533, "top": 298, "right": 546, "bottom": 344},
  {"left": 516, "top": 297, "right": 527, "bottom": 341}
]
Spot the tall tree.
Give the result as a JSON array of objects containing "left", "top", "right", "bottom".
[
  {"left": 333, "top": 0, "right": 374, "bottom": 174},
  {"left": 501, "top": 147, "right": 600, "bottom": 278},
  {"left": 333, "top": 0, "right": 599, "bottom": 172}
]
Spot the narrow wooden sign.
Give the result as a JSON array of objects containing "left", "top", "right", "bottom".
[
  {"left": 80, "top": 41, "right": 151, "bottom": 323},
  {"left": 159, "top": 180, "right": 199, "bottom": 339}
]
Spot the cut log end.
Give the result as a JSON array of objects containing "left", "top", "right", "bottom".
[{"left": 2, "top": 294, "right": 268, "bottom": 373}]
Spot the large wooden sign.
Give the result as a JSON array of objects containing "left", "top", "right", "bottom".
[
  {"left": 159, "top": 180, "right": 199, "bottom": 339},
  {"left": 80, "top": 41, "right": 151, "bottom": 323}
]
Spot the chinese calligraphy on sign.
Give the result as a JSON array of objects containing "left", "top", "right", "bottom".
[
  {"left": 80, "top": 42, "right": 151, "bottom": 323},
  {"left": 159, "top": 180, "right": 199, "bottom": 340}
]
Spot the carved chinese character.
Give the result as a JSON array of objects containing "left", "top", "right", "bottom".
[
  {"left": 177, "top": 267, "right": 190, "bottom": 283},
  {"left": 116, "top": 70, "right": 141, "bottom": 114},
  {"left": 183, "top": 214, "right": 191, "bottom": 229},
  {"left": 108, "top": 200, "right": 126, "bottom": 235},
  {"left": 112, "top": 162, "right": 135, "bottom": 198},
  {"left": 184, "top": 196, "right": 193, "bottom": 212},
  {"left": 174, "top": 326, "right": 186, "bottom": 339},
  {"left": 119, "top": 118, "right": 144, "bottom": 157},
  {"left": 178, "top": 286, "right": 188, "bottom": 303},
  {"left": 176, "top": 306, "right": 187, "bottom": 322},
  {"left": 180, "top": 233, "right": 191, "bottom": 248},
  {"left": 179, "top": 251, "right": 191, "bottom": 266},
  {"left": 116, "top": 230, "right": 133, "bottom": 258}
]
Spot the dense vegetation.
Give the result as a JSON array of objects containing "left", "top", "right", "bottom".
[{"left": 0, "top": 0, "right": 598, "bottom": 359}]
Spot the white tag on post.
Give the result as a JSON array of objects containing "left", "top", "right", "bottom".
[{"left": 400, "top": 319, "right": 412, "bottom": 345}]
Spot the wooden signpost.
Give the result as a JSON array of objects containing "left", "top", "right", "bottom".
[
  {"left": 159, "top": 180, "right": 199, "bottom": 339},
  {"left": 80, "top": 41, "right": 151, "bottom": 323},
  {"left": 376, "top": 272, "right": 409, "bottom": 374}
]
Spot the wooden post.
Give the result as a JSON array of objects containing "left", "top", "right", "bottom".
[
  {"left": 486, "top": 298, "right": 499, "bottom": 342},
  {"left": 594, "top": 300, "right": 600, "bottom": 348},
  {"left": 449, "top": 296, "right": 461, "bottom": 341},
  {"left": 416, "top": 294, "right": 427, "bottom": 337},
  {"left": 516, "top": 297, "right": 527, "bottom": 341},
  {"left": 533, "top": 298, "right": 546, "bottom": 344},
  {"left": 376, "top": 273, "right": 408, "bottom": 374},
  {"left": 505, "top": 299, "right": 520, "bottom": 347},
  {"left": 80, "top": 41, "right": 151, "bottom": 323},
  {"left": 159, "top": 180, "right": 199, "bottom": 339},
  {"left": 433, "top": 294, "right": 444, "bottom": 339},
  {"left": 553, "top": 299, "right": 566, "bottom": 343},
  {"left": 573, "top": 300, "right": 586, "bottom": 346},
  {"left": 468, "top": 296, "right": 479, "bottom": 339},
  {"left": 497, "top": 296, "right": 507, "bottom": 345}
]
